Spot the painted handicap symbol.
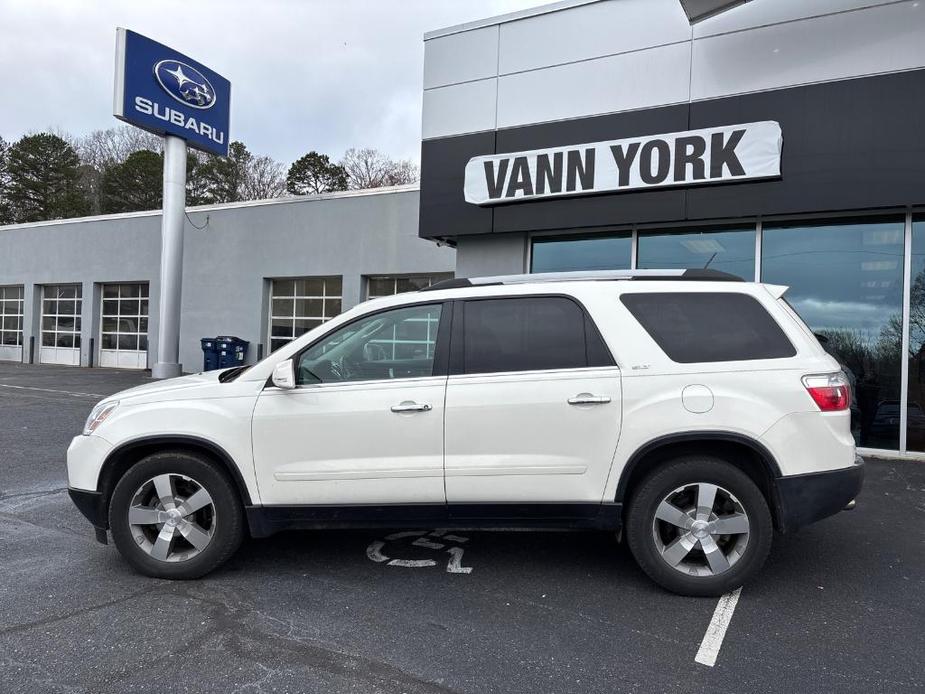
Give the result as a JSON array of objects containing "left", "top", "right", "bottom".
[{"left": 366, "top": 529, "right": 473, "bottom": 573}]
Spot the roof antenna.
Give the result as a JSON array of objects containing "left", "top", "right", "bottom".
[{"left": 703, "top": 252, "right": 718, "bottom": 269}]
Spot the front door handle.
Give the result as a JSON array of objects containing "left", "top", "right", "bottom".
[
  {"left": 391, "top": 401, "right": 432, "bottom": 413},
  {"left": 568, "top": 394, "right": 612, "bottom": 405}
]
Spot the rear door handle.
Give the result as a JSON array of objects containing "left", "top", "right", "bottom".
[
  {"left": 568, "top": 394, "right": 612, "bottom": 405},
  {"left": 391, "top": 401, "right": 432, "bottom": 413}
]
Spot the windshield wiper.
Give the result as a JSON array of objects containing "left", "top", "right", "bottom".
[{"left": 218, "top": 365, "right": 249, "bottom": 383}]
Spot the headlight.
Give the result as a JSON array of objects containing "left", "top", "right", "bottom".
[{"left": 83, "top": 401, "right": 119, "bottom": 436}]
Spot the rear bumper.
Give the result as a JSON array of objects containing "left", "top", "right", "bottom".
[{"left": 775, "top": 456, "right": 864, "bottom": 533}]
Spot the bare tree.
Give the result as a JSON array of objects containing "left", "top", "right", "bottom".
[
  {"left": 340, "top": 147, "right": 418, "bottom": 190},
  {"left": 244, "top": 155, "right": 286, "bottom": 200},
  {"left": 69, "top": 126, "right": 163, "bottom": 213},
  {"left": 75, "top": 126, "right": 162, "bottom": 172}
]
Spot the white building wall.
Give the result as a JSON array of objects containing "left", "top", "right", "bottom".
[{"left": 422, "top": 0, "right": 921, "bottom": 139}]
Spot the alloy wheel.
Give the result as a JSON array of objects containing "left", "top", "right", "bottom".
[
  {"left": 651, "top": 482, "right": 750, "bottom": 577},
  {"left": 127, "top": 473, "right": 216, "bottom": 562}
]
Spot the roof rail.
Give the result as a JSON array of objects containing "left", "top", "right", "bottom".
[{"left": 420, "top": 268, "right": 744, "bottom": 292}]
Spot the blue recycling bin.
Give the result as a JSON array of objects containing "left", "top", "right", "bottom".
[
  {"left": 216, "top": 336, "right": 249, "bottom": 369},
  {"left": 200, "top": 338, "right": 220, "bottom": 372}
]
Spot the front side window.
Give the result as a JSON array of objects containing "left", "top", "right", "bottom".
[
  {"left": 462, "top": 297, "right": 603, "bottom": 375},
  {"left": 297, "top": 303, "right": 443, "bottom": 384}
]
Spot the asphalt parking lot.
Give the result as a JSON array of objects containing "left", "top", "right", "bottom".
[{"left": 0, "top": 362, "right": 923, "bottom": 694}]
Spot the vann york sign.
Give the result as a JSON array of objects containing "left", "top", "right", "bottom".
[{"left": 464, "top": 121, "right": 782, "bottom": 206}]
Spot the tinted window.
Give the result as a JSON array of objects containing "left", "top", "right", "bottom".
[
  {"left": 463, "top": 297, "right": 593, "bottom": 374},
  {"left": 531, "top": 234, "right": 631, "bottom": 273},
  {"left": 637, "top": 227, "right": 755, "bottom": 281},
  {"left": 621, "top": 292, "right": 795, "bottom": 363},
  {"left": 298, "top": 304, "right": 442, "bottom": 384}
]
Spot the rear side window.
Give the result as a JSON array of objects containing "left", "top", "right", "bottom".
[
  {"left": 461, "top": 297, "right": 612, "bottom": 374},
  {"left": 620, "top": 292, "right": 796, "bottom": 363}
]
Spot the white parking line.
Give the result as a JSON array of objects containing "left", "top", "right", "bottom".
[
  {"left": 695, "top": 587, "right": 742, "bottom": 667},
  {"left": 0, "top": 384, "right": 104, "bottom": 398}
]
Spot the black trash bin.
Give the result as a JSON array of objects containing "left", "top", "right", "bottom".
[
  {"left": 200, "top": 338, "right": 220, "bottom": 372},
  {"left": 216, "top": 336, "right": 249, "bottom": 369}
]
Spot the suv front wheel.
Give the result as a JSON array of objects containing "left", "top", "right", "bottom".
[
  {"left": 626, "top": 456, "right": 772, "bottom": 597},
  {"left": 109, "top": 451, "right": 245, "bottom": 579}
]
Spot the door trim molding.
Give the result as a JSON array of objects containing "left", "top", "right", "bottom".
[
  {"left": 444, "top": 464, "right": 587, "bottom": 477},
  {"left": 274, "top": 467, "right": 444, "bottom": 482}
]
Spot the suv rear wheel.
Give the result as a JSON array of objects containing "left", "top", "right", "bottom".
[
  {"left": 109, "top": 451, "right": 244, "bottom": 579},
  {"left": 626, "top": 455, "right": 772, "bottom": 597}
]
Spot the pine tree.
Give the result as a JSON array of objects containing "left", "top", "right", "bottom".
[
  {"left": 6, "top": 133, "right": 90, "bottom": 222},
  {"left": 100, "top": 149, "right": 164, "bottom": 213},
  {"left": 286, "top": 151, "right": 348, "bottom": 195},
  {"left": 0, "top": 136, "right": 12, "bottom": 224},
  {"left": 195, "top": 141, "right": 251, "bottom": 204}
]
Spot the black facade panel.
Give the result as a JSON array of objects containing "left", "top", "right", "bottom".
[
  {"left": 686, "top": 69, "right": 925, "bottom": 220},
  {"left": 418, "top": 69, "right": 925, "bottom": 240},
  {"left": 419, "top": 131, "right": 495, "bottom": 240}
]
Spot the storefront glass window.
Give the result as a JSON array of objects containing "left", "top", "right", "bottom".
[
  {"left": 637, "top": 227, "right": 756, "bottom": 280},
  {"left": 531, "top": 233, "right": 631, "bottom": 273},
  {"left": 905, "top": 217, "right": 925, "bottom": 451},
  {"left": 762, "top": 218, "right": 905, "bottom": 450}
]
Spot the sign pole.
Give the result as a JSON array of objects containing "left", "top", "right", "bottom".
[{"left": 151, "top": 135, "right": 187, "bottom": 379}]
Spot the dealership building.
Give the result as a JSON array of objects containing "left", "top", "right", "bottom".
[
  {"left": 418, "top": 0, "right": 925, "bottom": 458},
  {"left": 3, "top": 0, "right": 925, "bottom": 458},
  {"left": 0, "top": 186, "right": 453, "bottom": 371}
]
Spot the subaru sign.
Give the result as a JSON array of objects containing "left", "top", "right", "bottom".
[{"left": 113, "top": 28, "right": 230, "bottom": 156}]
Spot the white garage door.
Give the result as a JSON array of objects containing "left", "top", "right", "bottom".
[
  {"left": 268, "top": 276, "right": 342, "bottom": 353},
  {"left": 0, "top": 285, "right": 24, "bottom": 363},
  {"left": 99, "top": 283, "right": 149, "bottom": 369},
  {"left": 40, "top": 284, "right": 82, "bottom": 366}
]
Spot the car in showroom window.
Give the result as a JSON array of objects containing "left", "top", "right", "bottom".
[{"left": 67, "top": 270, "right": 863, "bottom": 597}]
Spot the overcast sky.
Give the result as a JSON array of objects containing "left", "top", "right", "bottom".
[{"left": 0, "top": 0, "right": 548, "bottom": 166}]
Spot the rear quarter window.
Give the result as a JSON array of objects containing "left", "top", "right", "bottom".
[{"left": 620, "top": 292, "right": 796, "bottom": 363}]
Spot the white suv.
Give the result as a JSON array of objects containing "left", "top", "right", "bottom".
[{"left": 67, "top": 269, "right": 863, "bottom": 596}]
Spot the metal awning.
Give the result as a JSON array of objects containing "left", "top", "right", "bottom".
[{"left": 679, "top": 0, "right": 750, "bottom": 23}]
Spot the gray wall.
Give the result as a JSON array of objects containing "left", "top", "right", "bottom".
[
  {"left": 422, "top": 0, "right": 923, "bottom": 139},
  {"left": 0, "top": 186, "right": 455, "bottom": 371},
  {"left": 454, "top": 234, "right": 527, "bottom": 278}
]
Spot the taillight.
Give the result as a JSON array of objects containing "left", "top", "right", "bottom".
[{"left": 802, "top": 372, "right": 850, "bottom": 411}]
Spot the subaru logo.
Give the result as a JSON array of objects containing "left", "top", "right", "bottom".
[{"left": 153, "top": 59, "right": 216, "bottom": 110}]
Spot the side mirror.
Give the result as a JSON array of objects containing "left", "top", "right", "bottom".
[{"left": 271, "top": 359, "right": 296, "bottom": 389}]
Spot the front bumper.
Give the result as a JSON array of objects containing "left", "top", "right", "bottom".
[
  {"left": 68, "top": 488, "right": 109, "bottom": 543},
  {"left": 67, "top": 434, "right": 112, "bottom": 491},
  {"left": 775, "top": 456, "right": 864, "bottom": 533}
]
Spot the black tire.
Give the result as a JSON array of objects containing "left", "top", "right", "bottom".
[
  {"left": 626, "top": 455, "right": 772, "bottom": 597},
  {"left": 109, "top": 451, "right": 244, "bottom": 579}
]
